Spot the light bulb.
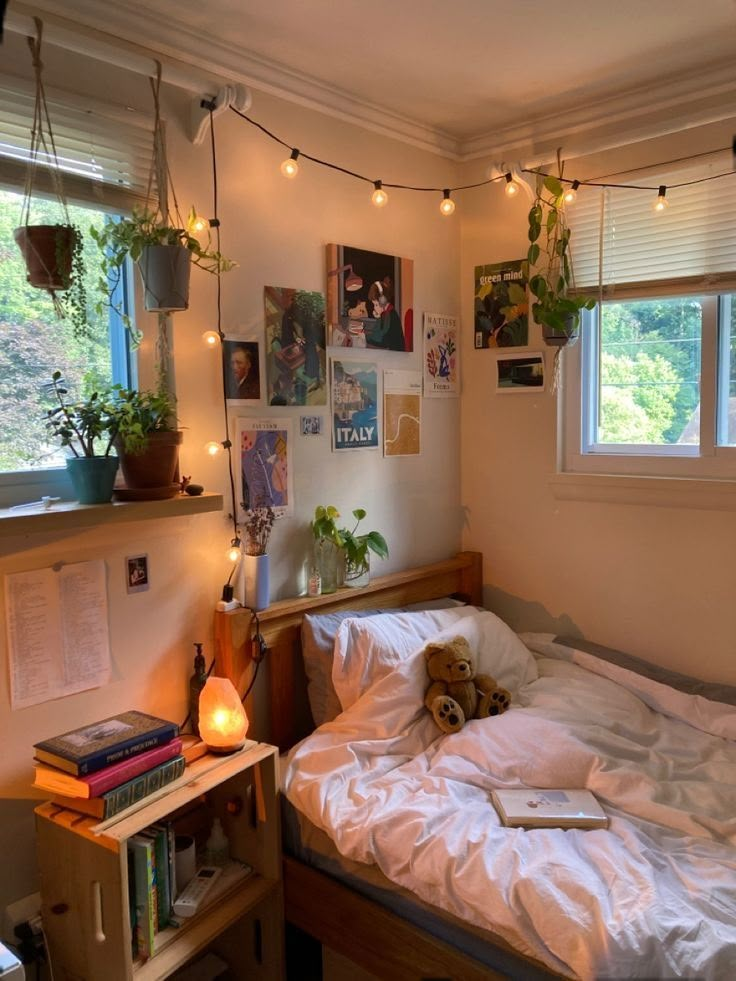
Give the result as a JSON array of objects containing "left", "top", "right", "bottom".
[
  {"left": 226, "top": 541, "right": 242, "bottom": 563},
  {"left": 563, "top": 180, "right": 580, "bottom": 205},
  {"left": 205, "top": 441, "right": 223, "bottom": 456},
  {"left": 202, "top": 330, "right": 220, "bottom": 347},
  {"left": 504, "top": 173, "right": 520, "bottom": 197},
  {"left": 371, "top": 180, "right": 388, "bottom": 207},
  {"left": 653, "top": 185, "right": 668, "bottom": 212},
  {"left": 280, "top": 148, "right": 300, "bottom": 179},
  {"left": 189, "top": 212, "right": 209, "bottom": 235},
  {"left": 440, "top": 189, "right": 455, "bottom": 216}
]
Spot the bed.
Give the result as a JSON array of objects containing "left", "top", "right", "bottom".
[{"left": 214, "top": 552, "right": 736, "bottom": 980}]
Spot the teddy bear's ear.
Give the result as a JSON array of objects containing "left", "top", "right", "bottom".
[{"left": 423, "top": 643, "right": 442, "bottom": 661}]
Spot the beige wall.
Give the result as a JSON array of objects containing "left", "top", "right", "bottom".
[
  {"left": 0, "top": 44, "right": 462, "bottom": 911},
  {"left": 459, "top": 120, "right": 736, "bottom": 686}
]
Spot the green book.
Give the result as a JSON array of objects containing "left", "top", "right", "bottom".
[{"left": 52, "top": 755, "right": 186, "bottom": 820}]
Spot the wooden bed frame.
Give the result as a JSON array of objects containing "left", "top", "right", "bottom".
[{"left": 214, "top": 552, "right": 560, "bottom": 980}]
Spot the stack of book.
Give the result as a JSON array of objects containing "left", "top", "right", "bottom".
[{"left": 33, "top": 710, "right": 184, "bottom": 820}]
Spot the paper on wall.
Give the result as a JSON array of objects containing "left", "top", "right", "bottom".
[
  {"left": 4, "top": 560, "right": 112, "bottom": 710},
  {"left": 383, "top": 369, "right": 422, "bottom": 457}
]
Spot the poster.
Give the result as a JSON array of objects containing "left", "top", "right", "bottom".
[
  {"left": 326, "top": 243, "right": 414, "bottom": 351},
  {"left": 384, "top": 369, "right": 421, "bottom": 457},
  {"left": 236, "top": 418, "right": 294, "bottom": 518},
  {"left": 223, "top": 339, "right": 260, "bottom": 402},
  {"left": 263, "top": 286, "right": 326, "bottom": 406},
  {"left": 423, "top": 312, "right": 459, "bottom": 397},
  {"left": 474, "top": 259, "right": 529, "bottom": 348},
  {"left": 496, "top": 352, "right": 545, "bottom": 392},
  {"left": 331, "top": 359, "right": 379, "bottom": 451}
]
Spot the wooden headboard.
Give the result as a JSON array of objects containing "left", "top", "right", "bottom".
[{"left": 214, "top": 551, "right": 482, "bottom": 751}]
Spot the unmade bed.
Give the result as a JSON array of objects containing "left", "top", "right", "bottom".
[{"left": 214, "top": 553, "right": 736, "bottom": 980}]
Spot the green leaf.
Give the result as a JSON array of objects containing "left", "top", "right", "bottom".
[
  {"left": 527, "top": 243, "right": 540, "bottom": 265},
  {"left": 543, "top": 176, "right": 563, "bottom": 196},
  {"left": 528, "top": 205, "right": 543, "bottom": 224},
  {"left": 352, "top": 508, "right": 366, "bottom": 521},
  {"left": 546, "top": 209, "right": 558, "bottom": 232},
  {"left": 366, "top": 531, "right": 389, "bottom": 559},
  {"left": 528, "top": 222, "right": 541, "bottom": 243},
  {"left": 529, "top": 275, "right": 547, "bottom": 300}
]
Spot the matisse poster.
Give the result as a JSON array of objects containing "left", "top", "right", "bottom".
[
  {"left": 263, "top": 286, "right": 326, "bottom": 406},
  {"left": 236, "top": 418, "right": 294, "bottom": 518},
  {"left": 423, "top": 312, "right": 459, "bottom": 397},
  {"left": 474, "top": 259, "right": 529, "bottom": 348},
  {"left": 331, "top": 359, "right": 379, "bottom": 451},
  {"left": 326, "top": 243, "right": 414, "bottom": 352},
  {"left": 384, "top": 369, "right": 421, "bottom": 457}
]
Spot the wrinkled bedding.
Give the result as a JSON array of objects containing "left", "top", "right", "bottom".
[{"left": 283, "top": 610, "right": 736, "bottom": 980}]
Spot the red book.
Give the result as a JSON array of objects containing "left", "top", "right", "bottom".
[{"left": 33, "top": 737, "right": 183, "bottom": 798}]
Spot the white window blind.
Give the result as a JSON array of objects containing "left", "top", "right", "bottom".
[
  {"left": 567, "top": 154, "right": 736, "bottom": 296},
  {"left": 0, "top": 72, "right": 154, "bottom": 213}
]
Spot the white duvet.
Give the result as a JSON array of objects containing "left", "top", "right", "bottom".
[{"left": 283, "top": 610, "right": 736, "bottom": 980}]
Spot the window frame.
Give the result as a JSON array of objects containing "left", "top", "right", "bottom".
[{"left": 562, "top": 291, "right": 736, "bottom": 480}]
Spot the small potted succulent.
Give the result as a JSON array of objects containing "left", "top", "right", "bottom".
[
  {"left": 44, "top": 371, "right": 119, "bottom": 504},
  {"left": 338, "top": 508, "right": 389, "bottom": 588},
  {"left": 110, "top": 385, "right": 181, "bottom": 499}
]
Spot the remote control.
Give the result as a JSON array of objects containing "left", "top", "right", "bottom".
[{"left": 172, "top": 866, "right": 222, "bottom": 918}]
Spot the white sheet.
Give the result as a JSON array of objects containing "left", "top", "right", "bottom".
[{"left": 284, "top": 611, "right": 736, "bottom": 980}]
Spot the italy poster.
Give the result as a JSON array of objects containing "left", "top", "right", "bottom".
[
  {"left": 423, "top": 312, "right": 458, "bottom": 397},
  {"left": 474, "top": 259, "right": 529, "bottom": 348},
  {"left": 330, "top": 359, "right": 379, "bottom": 451}
]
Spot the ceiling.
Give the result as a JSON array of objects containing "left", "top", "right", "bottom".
[{"left": 10, "top": 0, "right": 736, "bottom": 158}]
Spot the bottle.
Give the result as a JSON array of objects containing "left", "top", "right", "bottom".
[
  {"left": 204, "top": 817, "right": 229, "bottom": 866},
  {"left": 189, "top": 643, "right": 208, "bottom": 738},
  {"left": 307, "top": 566, "right": 322, "bottom": 597}
]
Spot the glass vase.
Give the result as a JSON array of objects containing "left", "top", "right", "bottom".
[
  {"left": 313, "top": 538, "right": 339, "bottom": 594},
  {"left": 344, "top": 554, "right": 370, "bottom": 589}
]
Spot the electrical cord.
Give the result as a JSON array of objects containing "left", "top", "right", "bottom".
[{"left": 241, "top": 608, "right": 266, "bottom": 703}]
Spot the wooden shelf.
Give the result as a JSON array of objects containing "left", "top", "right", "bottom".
[{"left": 0, "top": 492, "right": 223, "bottom": 536}]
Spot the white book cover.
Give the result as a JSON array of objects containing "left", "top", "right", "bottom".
[{"left": 492, "top": 789, "right": 609, "bottom": 829}]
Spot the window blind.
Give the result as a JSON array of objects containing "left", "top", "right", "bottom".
[
  {"left": 567, "top": 155, "right": 736, "bottom": 296},
  {"left": 0, "top": 73, "right": 154, "bottom": 213}
]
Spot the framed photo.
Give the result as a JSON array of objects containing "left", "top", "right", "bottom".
[
  {"left": 496, "top": 352, "right": 545, "bottom": 393},
  {"left": 223, "top": 340, "right": 261, "bottom": 402},
  {"left": 235, "top": 417, "right": 294, "bottom": 518},
  {"left": 326, "top": 243, "right": 414, "bottom": 352},
  {"left": 263, "top": 286, "right": 326, "bottom": 406},
  {"left": 126, "top": 554, "right": 149, "bottom": 594},
  {"left": 300, "top": 415, "right": 323, "bottom": 435}
]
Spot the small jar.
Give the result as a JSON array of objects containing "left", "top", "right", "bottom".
[{"left": 307, "top": 567, "right": 322, "bottom": 597}]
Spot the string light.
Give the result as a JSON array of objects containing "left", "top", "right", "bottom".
[
  {"left": 653, "top": 185, "right": 668, "bottom": 212},
  {"left": 202, "top": 330, "right": 221, "bottom": 347},
  {"left": 371, "top": 180, "right": 388, "bottom": 207},
  {"left": 439, "top": 189, "right": 455, "bottom": 216},
  {"left": 205, "top": 440, "right": 223, "bottom": 456},
  {"left": 226, "top": 538, "right": 242, "bottom": 563},
  {"left": 504, "top": 173, "right": 520, "bottom": 197},
  {"left": 563, "top": 180, "right": 580, "bottom": 204},
  {"left": 188, "top": 212, "right": 210, "bottom": 235},
  {"left": 280, "top": 148, "right": 300, "bottom": 178}
]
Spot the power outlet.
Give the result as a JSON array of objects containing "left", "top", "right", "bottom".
[{"left": 2, "top": 893, "right": 41, "bottom": 947}]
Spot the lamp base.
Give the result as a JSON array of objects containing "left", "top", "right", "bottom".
[{"left": 204, "top": 740, "right": 246, "bottom": 755}]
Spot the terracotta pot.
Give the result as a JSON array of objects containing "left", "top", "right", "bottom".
[
  {"left": 115, "top": 430, "right": 182, "bottom": 495},
  {"left": 13, "top": 225, "right": 76, "bottom": 291}
]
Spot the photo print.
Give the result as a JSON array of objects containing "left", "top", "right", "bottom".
[
  {"left": 474, "top": 259, "right": 529, "bottom": 348},
  {"left": 263, "top": 286, "right": 326, "bottom": 406},
  {"left": 236, "top": 418, "right": 294, "bottom": 518},
  {"left": 330, "top": 359, "right": 379, "bottom": 450},
  {"left": 326, "top": 243, "right": 414, "bottom": 352},
  {"left": 300, "top": 415, "right": 323, "bottom": 436},
  {"left": 126, "top": 554, "right": 149, "bottom": 594},
  {"left": 223, "top": 340, "right": 261, "bottom": 402},
  {"left": 496, "top": 352, "right": 545, "bottom": 392}
]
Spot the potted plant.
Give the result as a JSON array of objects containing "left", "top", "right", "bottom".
[
  {"left": 91, "top": 207, "right": 235, "bottom": 335},
  {"left": 44, "top": 371, "right": 119, "bottom": 504},
  {"left": 310, "top": 505, "right": 342, "bottom": 594},
  {"left": 242, "top": 507, "right": 276, "bottom": 611},
  {"left": 110, "top": 385, "right": 181, "bottom": 499},
  {"left": 527, "top": 175, "right": 596, "bottom": 347},
  {"left": 338, "top": 508, "right": 389, "bottom": 588}
]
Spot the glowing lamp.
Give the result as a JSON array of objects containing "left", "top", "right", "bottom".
[
  {"left": 504, "top": 173, "right": 520, "bottom": 197},
  {"left": 202, "top": 330, "right": 220, "bottom": 347},
  {"left": 439, "top": 189, "right": 455, "bottom": 216},
  {"left": 371, "top": 180, "right": 388, "bottom": 207},
  {"left": 226, "top": 539, "right": 242, "bottom": 562},
  {"left": 563, "top": 180, "right": 580, "bottom": 204},
  {"left": 653, "top": 185, "right": 668, "bottom": 212},
  {"left": 188, "top": 212, "right": 209, "bottom": 235},
  {"left": 280, "top": 148, "right": 300, "bottom": 178},
  {"left": 198, "top": 677, "right": 249, "bottom": 753},
  {"left": 205, "top": 441, "right": 223, "bottom": 456}
]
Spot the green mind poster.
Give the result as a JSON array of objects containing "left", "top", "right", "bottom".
[{"left": 474, "top": 259, "right": 529, "bottom": 348}]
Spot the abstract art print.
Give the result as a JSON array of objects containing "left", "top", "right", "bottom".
[
  {"left": 474, "top": 260, "right": 529, "bottom": 348},
  {"left": 384, "top": 369, "right": 421, "bottom": 457},
  {"left": 326, "top": 243, "right": 414, "bottom": 352},
  {"left": 423, "top": 312, "right": 458, "bottom": 397},
  {"left": 264, "top": 286, "right": 326, "bottom": 405},
  {"left": 236, "top": 418, "right": 294, "bottom": 518},
  {"left": 331, "top": 359, "right": 379, "bottom": 450}
]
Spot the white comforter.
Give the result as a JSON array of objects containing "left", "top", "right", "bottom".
[{"left": 283, "top": 610, "right": 736, "bottom": 980}]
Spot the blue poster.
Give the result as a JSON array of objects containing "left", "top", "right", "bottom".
[{"left": 330, "top": 360, "right": 379, "bottom": 451}]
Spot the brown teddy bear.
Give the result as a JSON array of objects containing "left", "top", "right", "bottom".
[{"left": 424, "top": 636, "right": 511, "bottom": 734}]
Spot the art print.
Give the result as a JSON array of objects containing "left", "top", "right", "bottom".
[
  {"left": 300, "top": 415, "right": 323, "bottom": 435},
  {"left": 474, "top": 259, "right": 529, "bottom": 348},
  {"left": 423, "top": 312, "right": 459, "bottom": 397},
  {"left": 264, "top": 286, "right": 326, "bottom": 405},
  {"left": 126, "top": 554, "right": 149, "bottom": 594},
  {"left": 330, "top": 359, "right": 379, "bottom": 451},
  {"left": 383, "top": 369, "right": 421, "bottom": 457},
  {"left": 326, "top": 243, "right": 414, "bottom": 352},
  {"left": 236, "top": 418, "right": 294, "bottom": 518},
  {"left": 496, "top": 352, "right": 545, "bottom": 392},
  {"left": 223, "top": 340, "right": 260, "bottom": 402}
]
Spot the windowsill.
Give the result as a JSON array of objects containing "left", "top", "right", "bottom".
[
  {"left": 549, "top": 473, "right": 736, "bottom": 510},
  {"left": 0, "top": 492, "right": 223, "bottom": 536}
]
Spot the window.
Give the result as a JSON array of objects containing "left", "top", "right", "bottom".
[{"left": 562, "top": 155, "right": 736, "bottom": 480}]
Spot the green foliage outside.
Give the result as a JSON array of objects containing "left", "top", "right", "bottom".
[{"left": 0, "top": 189, "right": 115, "bottom": 471}]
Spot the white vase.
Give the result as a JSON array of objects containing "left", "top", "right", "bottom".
[{"left": 243, "top": 553, "right": 269, "bottom": 611}]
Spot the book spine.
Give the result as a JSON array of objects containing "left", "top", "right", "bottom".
[
  {"left": 77, "top": 725, "right": 178, "bottom": 776},
  {"left": 129, "top": 837, "right": 155, "bottom": 958},
  {"left": 150, "top": 826, "right": 170, "bottom": 929},
  {"left": 99, "top": 756, "right": 186, "bottom": 819},
  {"left": 83, "top": 738, "right": 183, "bottom": 796}
]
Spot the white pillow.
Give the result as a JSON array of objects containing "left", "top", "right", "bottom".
[{"left": 332, "top": 608, "right": 537, "bottom": 713}]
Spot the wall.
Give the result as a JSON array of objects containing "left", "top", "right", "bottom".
[
  {"left": 459, "top": 120, "right": 736, "bottom": 686},
  {"left": 0, "top": 42, "right": 462, "bottom": 913}
]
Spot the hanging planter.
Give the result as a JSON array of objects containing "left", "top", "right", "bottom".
[
  {"left": 542, "top": 315, "right": 579, "bottom": 348},
  {"left": 139, "top": 243, "right": 192, "bottom": 312},
  {"left": 14, "top": 224, "right": 76, "bottom": 290}
]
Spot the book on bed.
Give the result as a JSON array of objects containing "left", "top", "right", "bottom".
[{"left": 492, "top": 788, "right": 609, "bottom": 829}]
